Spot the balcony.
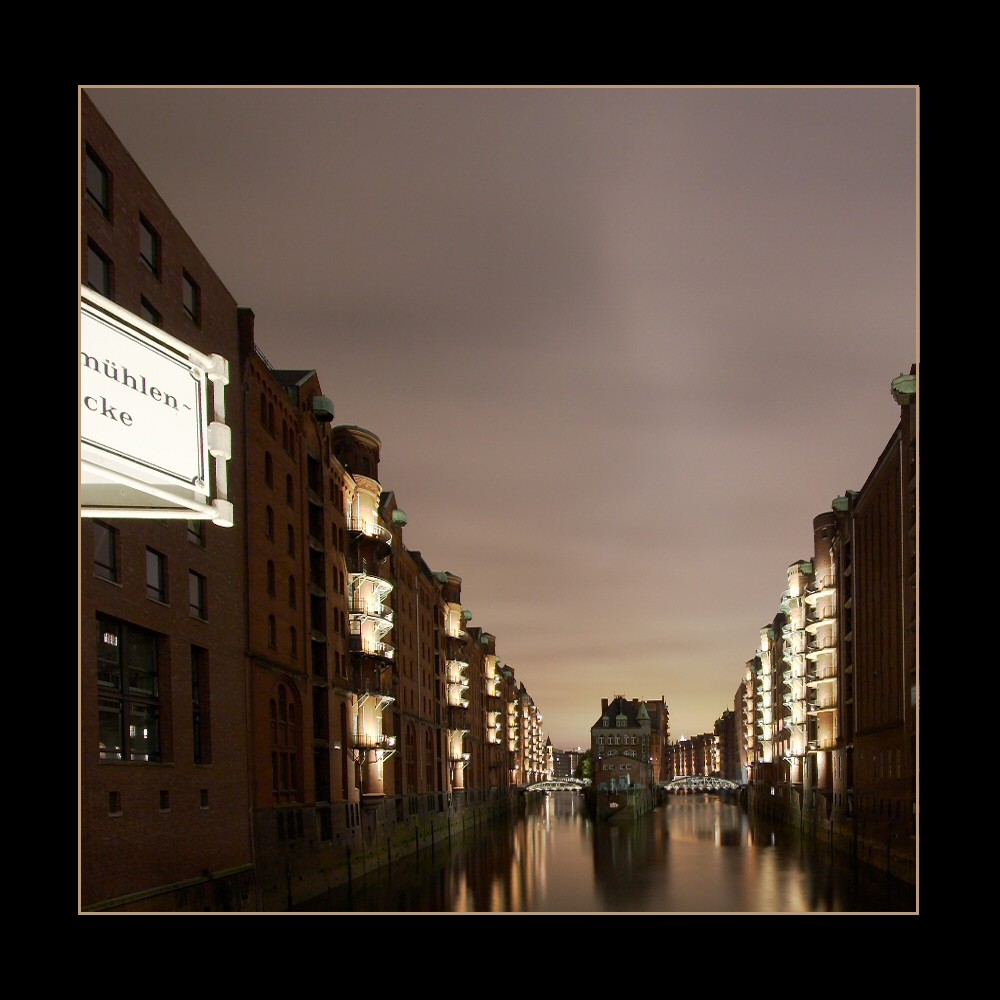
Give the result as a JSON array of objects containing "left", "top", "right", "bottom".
[
  {"left": 806, "top": 642, "right": 837, "bottom": 660},
  {"left": 807, "top": 700, "right": 838, "bottom": 715},
  {"left": 345, "top": 515, "right": 392, "bottom": 547},
  {"left": 349, "top": 632, "right": 395, "bottom": 660},
  {"left": 351, "top": 731, "right": 396, "bottom": 751},
  {"left": 348, "top": 595, "right": 394, "bottom": 627}
]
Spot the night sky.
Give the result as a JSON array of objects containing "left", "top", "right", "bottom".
[{"left": 82, "top": 86, "right": 918, "bottom": 749}]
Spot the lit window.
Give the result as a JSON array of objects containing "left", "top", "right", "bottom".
[
  {"left": 98, "top": 616, "right": 160, "bottom": 763},
  {"left": 189, "top": 571, "right": 207, "bottom": 620},
  {"left": 183, "top": 271, "right": 201, "bottom": 325},
  {"left": 86, "top": 240, "right": 112, "bottom": 297},
  {"left": 139, "top": 216, "right": 160, "bottom": 276},
  {"left": 85, "top": 146, "right": 110, "bottom": 217},
  {"left": 93, "top": 521, "right": 118, "bottom": 582},
  {"left": 146, "top": 549, "right": 167, "bottom": 602}
]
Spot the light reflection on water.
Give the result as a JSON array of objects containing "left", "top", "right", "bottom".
[{"left": 295, "top": 792, "right": 916, "bottom": 914}]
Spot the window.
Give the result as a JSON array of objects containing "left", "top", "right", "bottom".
[
  {"left": 98, "top": 616, "right": 160, "bottom": 762},
  {"left": 200, "top": 789, "right": 209, "bottom": 809},
  {"left": 288, "top": 575, "right": 296, "bottom": 608},
  {"left": 260, "top": 392, "right": 269, "bottom": 428},
  {"left": 267, "top": 615, "right": 277, "bottom": 649},
  {"left": 265, "top": 506, "right": 275, "bottom": 540},
  {"left": 189, "top": 571, "right": 207, "bottom": 620},
  {"left": 187, "top": 519, "right": 205, "bottom": 547},
  {"left": 159, "top": 790, "right": 170, "bottom": 812},
  {"left": 140, "top": 296, "right": 162, "bottom": 327},
  {"left": 267, "top": 560, "right": 276, "bottom": 596},
  {"left": 146, "top": 548, "right": 167, "bottom": 602},
  {"left": 290, "top": 626, "right": 298, "bottom": 659},
  {"left": 93, "top": 521, "right": 118, "bottom": 582},
  {"left": 108, "top": 791, "right": 122, "bottom": 816},
  {"left": 287, "top": 524, "right": 295, "bottom": 556},
  {"left": 270, "top": 683, "right": 299, "bottom": 801},
  {"left": 182, "top": 271, "right": 201, "bottom": 325},
  {"left": 86, "top": 240, "right": 112, "bottom": 297},
  {"left": 264, "top": 452, "right": 273, "bottom": 488},
  {"left": 85, "top": 146, "right": 110, "bottom": 217},
  {"left": 286, "top": 475, "right": 294, "bottom": 507},
  {"left": 139, "top": 215, "right": 160, "bottom": 276},
  {"left": 192, "top": 645, "right": 211, "bottom": 765}
]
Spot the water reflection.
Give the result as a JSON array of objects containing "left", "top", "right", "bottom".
[{"left": 295, "top": 791, "right": 916, "bottom": 914}]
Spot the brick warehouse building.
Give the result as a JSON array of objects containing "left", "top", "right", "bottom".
[
  {"left": 80, "top": 91, "right": 546, "bottom": 911},
  {"left": 80, "top": 92, "right": 255, "bottom": 910}
]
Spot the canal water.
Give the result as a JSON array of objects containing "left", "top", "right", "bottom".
[{"left": 293, "top": 791, "right": 917, "bottom": 913}]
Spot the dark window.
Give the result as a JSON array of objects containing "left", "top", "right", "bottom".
[
  {"left": 286, "top": 474, "right": 294, "bottom": 507},
  {"left": 288, "top": 575, "right": 296, "bottom": 608},
  {"left": 192, "top": 645, "right": 211, "bottom": 764},
  {"left": 265, "top": 506, "right": 275, "bottom": 540},
  {"left": 85, "top": 146, "right": 110, "bottom": 217},
  {"left": 97, "top": 616, "right": 161, "bottom": 762},
  {"left": 86, "top": 240, "right": 111, "bottom": 297},
  {"left": 270, "top": 684, "right": 299, "bottom": 802},
  {"left": 146, "top": 548, "right": 167, "bottom": 602},
  {"left": 268, "top": 615, "right": 277, "bottom": 649},
  {"left": 287, "top": 524, "right": 295, "bottom": 556},
  {"left": 267, "top": 560, "right": 276, "bottom": 596},
  {"left": 139, "top": 216, "right": 160, "bottom": 276},
  {"left": 182, "top": 271, "right": 201, "bottom": 325},
  {"left": 139, "top": 296, "right": 162, "bottom": 327},
  {"left": 159, "top": 790, "right": 170, "bottom": 812},
  {"left": 264, "top": 452, "right": 273, "bottom": 488},
  {"left": 189, "top": 571, "right": 207, "bottom": 620},
  {"left": 93, "top": 521, "right": 118, "bottom": 582},
  {"left": 187, "top": 520, "right": 205, "bottom": 547},
  {"left": 290, "top": 627, "right": 298, "bottom": 659}
]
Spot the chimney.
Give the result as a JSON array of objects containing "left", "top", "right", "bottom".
[{"left": 602, "top": 698, "right": 608, "bottom": 714}]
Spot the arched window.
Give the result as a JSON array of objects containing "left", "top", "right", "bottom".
[
  {"left": 425, "top": 730, "right": 434, "bottom": 786},
  {"left": 288, "top": 575, "right": 296, "bottom": 608},
  {"left": 264, "top": 452, "right": 273, "bottom": 488},
  {"left": 289, "top": 626, "right": 297, "bottom": 659},
  {"left": 260, "top": 392, "right": 268, "bottom": 428},
  {"left": 282, "top": 421, "right": 288, "bottom": 452},
  {"left": 267, "top": 614, "right": 276, "bottom": 649},
  {"left": 265, "top": 506, "right": 274, "bottom": 540},
  {"left": 286, "top": 474, "right": 294, "bottom": 507},
  {"left": 287, "top": 524, "right": 295, "bottom": 555},
  {"left": 266, "top": 560, "right": 275, "bottom": 596},
  {"left": 267, "top": 402, "right": 275, "bottom": 434}
]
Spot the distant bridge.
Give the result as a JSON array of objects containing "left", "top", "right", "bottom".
[
  {"left": 658, "top": 776, "right": 740, "bottom": 794},
  {"left": 523, "top": 779, "right": 590, "bottom": 794}
]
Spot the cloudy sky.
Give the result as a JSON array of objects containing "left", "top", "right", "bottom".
[{"left": 83, "top": 85, "right": 918, "bottom": 749}]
